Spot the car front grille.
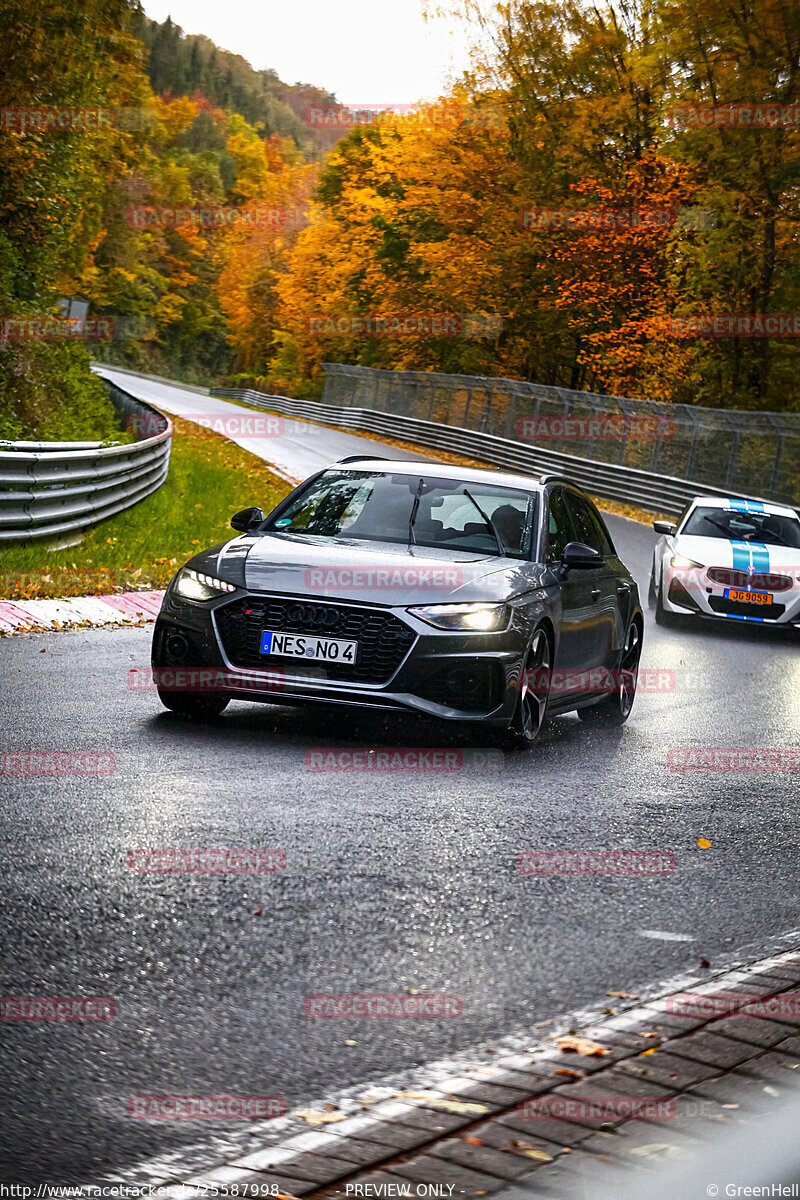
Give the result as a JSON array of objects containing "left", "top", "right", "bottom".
[
  {"left": 708, "top": 597, "right": 786, "bottom": 620},
  {"left": 708, "top": 567, "right": 793, "bottom": 591},
  {"left": 214, "top": 595, "right": 416, "bottom": 684}
]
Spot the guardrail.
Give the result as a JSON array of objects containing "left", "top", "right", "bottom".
[
  {"left": 215, "top": 386, "right": 791, "bottom": 517},
  {"left": 0, "top": 378, "right": 172, "bottom": 542},
  {"left": 319, "top": 363, "right": 800, "bottom": 507}
]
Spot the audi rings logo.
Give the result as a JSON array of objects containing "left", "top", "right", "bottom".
[{"left": 287, "top": 603, "right": 342, "bottom": 630}]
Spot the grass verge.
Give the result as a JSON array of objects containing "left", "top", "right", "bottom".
[{"left": 0, "top": 427, "right": 290, "bottom": 599}]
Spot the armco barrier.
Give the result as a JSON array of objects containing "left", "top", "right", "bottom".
[
  {"left": 0, "top": 379, "right": 171, "bottom": 542},
  {"left": 215, "top": 385, "right": 794, "bottom": 518},
  {"left": 319, "top": 363, "right": 800, "bottom": 507}
]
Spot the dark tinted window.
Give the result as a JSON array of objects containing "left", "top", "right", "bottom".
[
  {"left": 565, "top": 492, "right": 614, "bottom": 556},
  {"left": 546, "top": 489, "right": 575, "bottom": 560},
  {"left": 681, "top": 506, "right": 800, "bottom": 549},
  {"left": 265, "top": 470, "right": 537, "bottom": 558}
]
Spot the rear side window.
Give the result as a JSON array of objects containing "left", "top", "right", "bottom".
[
  {"left": 546, "top": 489, "right": 575, "bottom": 560},
  {"left": 565, "top": 492, "right": 614, "bottom": 557}
]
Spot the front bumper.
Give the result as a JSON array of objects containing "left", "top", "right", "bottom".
[
  {"left": 661, "top": 563, "right": 800, "bottom": 627},
  {"left": 152, "top": 588, "right": 531, "bottom": 724}
]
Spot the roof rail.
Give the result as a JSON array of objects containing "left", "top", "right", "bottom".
[
  {"left": 538, "top": 473, "right": 578, "bottom": 487},
  {"left": 336, "top": 454, "right": 388, "bottom": 464}
]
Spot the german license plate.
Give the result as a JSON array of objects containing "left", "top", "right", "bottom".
[
  {"left": 725, "top": 588, "right": 772, "bottom": 605},
  {"left": 260, "top": 630, "right": 357, "bottom": 662}
]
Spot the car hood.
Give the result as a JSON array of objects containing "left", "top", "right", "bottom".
[
  {"left": 216, "top": 533, "right": 543, "bottom": 604},
  {"left": 673, "top": 534, "right": 800, "bottom": 573}
]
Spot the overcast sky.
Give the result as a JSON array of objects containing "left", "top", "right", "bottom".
[{"left": 143, "top": 0, "right": 476, "bottom": 105}]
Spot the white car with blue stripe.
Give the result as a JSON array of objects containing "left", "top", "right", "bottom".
[{"left": 649, "top": 496, "right": 800, "bottom": 630}]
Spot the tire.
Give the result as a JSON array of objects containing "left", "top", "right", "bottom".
[
  {"left": 654, "top": 569, "right": 678, "bottom": 627},
  {"left": 504, "top": 626, "right": 552, "bottom": 748},
  {"left": 578, "top": 619, "right": 642, "bottom": 727},
  {"left": 157, "top": 688, "right": 229, "bottom": 718},
  {"left": 648, "top": 571, "right": 657, "bottom": 610}
]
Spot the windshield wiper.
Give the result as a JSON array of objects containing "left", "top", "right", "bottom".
[
  {"left": 702, "top": 515, "right": 790, "bottom": 547},
  {"left": 703, "top": 516, "right": 739, "bottom": 538},
  {"left": 462, "top": 488, "right": 505, "bottom": 556},
  {"left": 408, "top": 477, "right": 425, "bottom": 550}
]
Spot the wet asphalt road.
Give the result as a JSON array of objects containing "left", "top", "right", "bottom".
[{"left": 1, "top": 515, "right": 799, "bottom": 1184}]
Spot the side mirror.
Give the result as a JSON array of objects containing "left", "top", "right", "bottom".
[
  {"left": 231, "top": 506, "right": 264, "bottom": 533},
  {"left": 561, "top": 541, "right": 602, "bottom": 569},
  {"left": 653, "top": 520, "right": 677, "bottom": 535}
]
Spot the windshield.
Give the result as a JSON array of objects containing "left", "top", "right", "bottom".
[
  {"left": 264, "top": 470, "right": 537, "bottom": 559},
  {"left": 680, "top": 506, "right": 800, "bottom": 548}
]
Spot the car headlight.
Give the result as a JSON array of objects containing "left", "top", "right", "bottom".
[
  {"left": 670, "top": 555, "right": 703, "bottom": 569},
  {"left": 407, "top": 602, "right": 510, "bottom": 631},
  {"left": 173, "top": 567, "right": 236, "bottom": 601}
]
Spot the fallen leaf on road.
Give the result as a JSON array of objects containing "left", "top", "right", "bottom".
[
  {"left": 555, "top": 1069, "right": 582, "bottom": 1079},
  {"left": 640, "top": 1032, "right": 661, "bottom": 1039},
  {"left": 344, "top": 1040, "right": 357, "bottom": 1046},
  {"left": 699, "top": 958, "right": 710, "bottom": 968},
  {"left": 296, "top": 1110, "right": 347, "bottom": 1125},
  {"left": 641, "top": 1047, "right": 658, "bottom": 1055},
  {"left": 534, "top": 1019, "right": 553, "bottom": 1027},
  {"left": 431, "top": 1098, "right": 491, "bottom": 1116},
  {"left": 508, "top": 1141, "right": 554, "bottom": 1161},
  {"left": 465, "top": 1138, "right": 482, "bottom": 1145},
  {"left": 556, "top": 1036, "right": 607, "bottom": 1056},
  {"left": 607, "top": 991, "right": 639, "bottom": 999}
]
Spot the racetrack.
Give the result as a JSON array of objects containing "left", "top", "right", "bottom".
[{"left": 2, "top": 381, "right": 799, "bottom": 1185}]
